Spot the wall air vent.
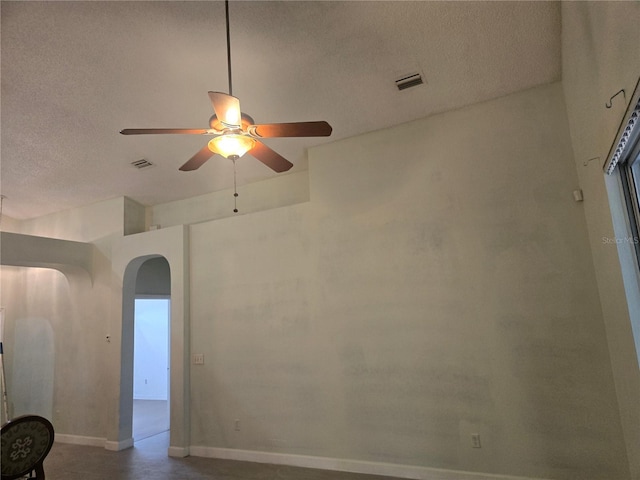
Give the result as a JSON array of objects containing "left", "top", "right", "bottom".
[
  {"left": 131, "top": 159, "right": 154, "bottom": 169},
  {"left": 395, "top": 72, "right": 424, "bottom": 91}
]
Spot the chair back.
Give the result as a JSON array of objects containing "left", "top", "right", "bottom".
[{"left": 1, "top": 415, "right": 55, "bottom": 480}]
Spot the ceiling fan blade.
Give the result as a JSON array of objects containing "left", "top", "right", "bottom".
[
  {"left": 179, "top": 145, "right": 214, "bottom": 171},
  {"left": 249, "top": 140, "right": 294, "bottom": 173},
  {"left": 208, "top": 91, "right": 242, "bottom": 129},
  {"left": 248, "top": 121, "right": 332, "bottom": 138},
  {"left": 120, "top": 128, "right": 212, "bottom": 135}
]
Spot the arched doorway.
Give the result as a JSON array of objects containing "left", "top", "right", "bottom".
[
  {"left": 110, "top": 226, "right": 189, "bottom": 457},
  {"left": 132, "top": 257, "right": 171, "bottom": 442},
  {"left": 119, "top": 255, "right": 171, "bottom": 450}
]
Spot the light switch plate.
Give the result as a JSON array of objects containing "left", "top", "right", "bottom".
[{"left": 193, "top": 353, "right": 204, "bottom": 365}]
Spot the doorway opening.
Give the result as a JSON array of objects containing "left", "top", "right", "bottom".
[
  {"left": 115, "top": 234, "right": 188, "bottom": 456},
  {"left": 133, "top": 297, "right": 170, "bottom": 441},
  {"left": 127, "top": 255, "right": 171, "bottom": 447}
]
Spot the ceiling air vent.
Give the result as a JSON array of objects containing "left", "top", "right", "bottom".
[
  {"left": 395, "top": 72, "right": 424, "bottom": 91},
  {"left": 131, "top": 159, "right": 154, "bottom": 169}
]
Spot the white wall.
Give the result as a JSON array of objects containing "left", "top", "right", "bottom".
[
  {"left": 133, "top": 299, "right": 169, "bottom": 401},
  {"left": 1, "top": 268, "right": 57, "bottom": 422},
  {"left": 561, "top": 2, "right": 640, "bottom": 478},
  {"left": 0, "top": 81, "right": 631, "bottom": 479},
  {"left": 109, "top": 226, "right": 190, "bottom": 455},
  {"left": 0, "top": 214, "right": 23, "bottom": 234},
  {"left": 17, "top": 197, "right": 126, "bottom": 241},
  {"left": 151, "top": 170, "right": 310, "bottom": 228},
  {"left": 0, "top": 263, "right": 110, "bottom": 438},
  {"left": 0, "top": 197, "right": 144, "bottom": 437},
  {"left": 186, "top": 83, "right": 627, "bottom": 479}
]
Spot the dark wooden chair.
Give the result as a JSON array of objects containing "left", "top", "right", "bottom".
[{"left": 1, "top": 415, "right": 55, "bottom": 480}]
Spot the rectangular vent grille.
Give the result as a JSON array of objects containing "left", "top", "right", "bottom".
[
  {"left": 131, "top": 159, "right": 154, "bottom": 169},
  {"left": 395, "top": 72, "right": 424, "bottom": 91}
]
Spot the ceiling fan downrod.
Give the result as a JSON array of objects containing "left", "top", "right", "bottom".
[{"left": 225, "top": 0, "right": 233, "bottom": 97}]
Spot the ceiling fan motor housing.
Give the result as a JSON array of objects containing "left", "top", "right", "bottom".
[{"left": 209, "top": 113, "right": 255, "bottom": 133}]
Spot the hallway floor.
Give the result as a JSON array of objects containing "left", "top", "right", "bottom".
[
  {"left": 44, "top": 432, "right": 407, "bottom": 480},
  {"left": 133, "top": 399, "right": 169, "bottom": 441}
]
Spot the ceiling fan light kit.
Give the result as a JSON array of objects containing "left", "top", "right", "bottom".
[
  {"left": 208, "top": 134, "right": 256, "bottom": 159},
  {"left": 119, "top": 0, "right": 332, "bottom": 213}
]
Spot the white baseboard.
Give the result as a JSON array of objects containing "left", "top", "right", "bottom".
[
  {"left": 188, "top": 446, "right": 547, "bottom": 480},
  {"left": 55, "top": 434, "right": 105, "bottom": 448},
  {"left": 104, "top": 437, "right": 134, "bottom": 451},
  {"left": 168, "top": 445, "right": 190, "bottom": 458},
  {"left": 54, "top": 434, "right": 134, "bottom": 452}
]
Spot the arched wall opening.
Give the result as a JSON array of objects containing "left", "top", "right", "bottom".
[
  {"left": 132, "top": 257, "right": 171, "bottom": 442},
  {"left": 108, "top": 226, "right": 189, "bottom": 457}
]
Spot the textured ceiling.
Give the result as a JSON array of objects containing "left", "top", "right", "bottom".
[{"left": 1, "top": 1, "right": 561, "bottom": 220}]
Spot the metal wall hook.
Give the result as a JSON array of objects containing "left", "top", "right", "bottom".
[
  {"left": 606, "top": 89, "right": 626, "bottom": 109},
  {"left": 583, "top": 156, "right": 600, "bottom": 167}
]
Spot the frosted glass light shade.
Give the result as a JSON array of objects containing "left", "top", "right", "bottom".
[{"left": 208, "top": 134, "right": 255, "bottom": 158}]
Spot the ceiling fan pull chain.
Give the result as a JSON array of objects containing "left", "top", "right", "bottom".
[{"left": 233, "top": 157, "right": 239, "bottom": 213}]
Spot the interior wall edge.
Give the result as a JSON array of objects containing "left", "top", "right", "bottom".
[
  {"left": 104, "top": 438, "right": 135, "bottom": 452},
  {"left": 168, "top": 446, "right": 190, "bottom": 458}
]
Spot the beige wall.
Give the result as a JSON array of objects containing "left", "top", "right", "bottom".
[
  {"left": 109, "top": 226, "right": 190, "bottom": 455},
  {"left": 1, "top": 81, "right": 630, "bottom": 480},
  {"left": 151, "top": 170, "right": 310, "bottom": 229},
  {"left": 0, "top": 197, "right": 138, "bottom": 434},
  {"left": 0, "top": 261, "right": 111, "bottom": 437},
  {"left": 17, "top": 196, "right": 126, "bottom": 241},
  {"left": 185, "top": 82, "right": 627, "bottom": 479},
  {"left": 561, "top": 2, "right": 640, "bottom": 478}
]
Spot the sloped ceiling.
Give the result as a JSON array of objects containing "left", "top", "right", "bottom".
[{"left": 1, "top": 1, "right": 561, "bottom": 220}]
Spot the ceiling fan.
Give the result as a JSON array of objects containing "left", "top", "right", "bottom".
[{"left": 120, "top": 0, "right": 332, "bottom": 174}]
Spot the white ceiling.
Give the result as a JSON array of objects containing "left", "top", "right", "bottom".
[{"left": 1, "top": 1, "right": 561, "bottom": 220}]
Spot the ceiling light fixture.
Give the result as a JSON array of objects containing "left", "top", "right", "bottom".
[
  {"left": 120, "top": 0, "right": 332, "bottom": 172},
  {"left": 208, "top": 134, "right": 255, "bottom": 159},
  {"left": 119, "top": 0, "right": 332, "bottom": 214},
  {"left": 210, "top": 0, "right": 247, "bottom": 159}
]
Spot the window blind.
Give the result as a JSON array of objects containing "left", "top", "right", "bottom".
[{"left": 605, "top": 77, "right": 640, "bottom": 175}]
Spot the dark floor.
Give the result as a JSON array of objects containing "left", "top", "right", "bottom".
[{"left": 44, "top": 432, "right": 406, "bottom": 480}]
